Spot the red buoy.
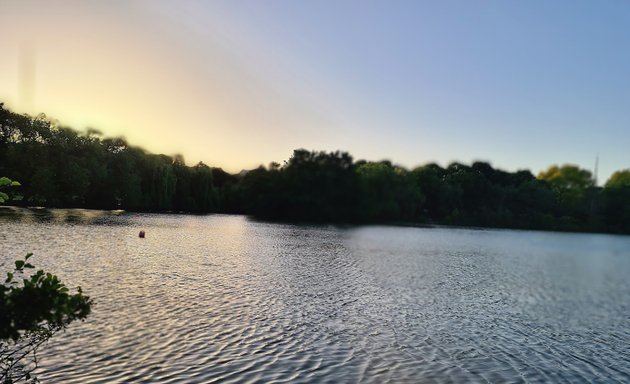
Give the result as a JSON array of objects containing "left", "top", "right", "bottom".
[{"left": 139, "top": 230, "right": 145, "bottom": 238}]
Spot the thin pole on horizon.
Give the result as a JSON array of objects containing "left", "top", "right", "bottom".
[{"left": 594, "top": 154, "right": 599, "bottom": 186}]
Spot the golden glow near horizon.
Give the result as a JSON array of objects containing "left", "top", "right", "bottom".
[
  {"left": 1, "top": 1, "right": 629, "bottom": 181},
  {"left": 0, "top": 1, "right": 344, "bottom": 172}
]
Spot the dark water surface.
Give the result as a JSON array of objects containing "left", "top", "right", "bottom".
[{"left": 1, "top": 208, "right": 629, "bottom": 383}]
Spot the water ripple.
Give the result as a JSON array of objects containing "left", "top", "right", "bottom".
[{"left": 1, "top": 210, "right": 629, "bottom": 383}]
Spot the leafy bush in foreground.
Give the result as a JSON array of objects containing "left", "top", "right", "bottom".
[{"left": 0, "top": 254, "right": 92, "bottom": 383}]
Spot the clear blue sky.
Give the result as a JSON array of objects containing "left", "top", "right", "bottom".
[{"left": 1, "top": 0, "right": 628, "bottom": 182}]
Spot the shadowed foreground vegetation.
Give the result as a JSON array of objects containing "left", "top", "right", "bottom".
[
  {"left": 1, "top": 176, "right": 92, "bottom": 383},
  {"left": 1, "top": 103, "right": 629, "bottom": 234}
]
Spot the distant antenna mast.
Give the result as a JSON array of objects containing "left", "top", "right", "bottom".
[{"left": 593, "top": 154, "right": 599, "bottom": 186}]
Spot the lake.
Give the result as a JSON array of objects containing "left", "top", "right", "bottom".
[{"left": 1, "top": 208, "right": 629, "bottom": 383}]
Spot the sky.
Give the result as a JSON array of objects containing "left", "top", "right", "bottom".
[{"left": 1, "top": 0, "right": 629, "bottom": 182}]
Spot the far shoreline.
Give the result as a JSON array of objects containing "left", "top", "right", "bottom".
[{"left": 2, "top": 205, "right": 628, "bottom": 238}]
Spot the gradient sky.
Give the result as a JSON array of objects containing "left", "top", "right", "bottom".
[{"left": 1, "top": 0, "right": 629, "bottom": 182}]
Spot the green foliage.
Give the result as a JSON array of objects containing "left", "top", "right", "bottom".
[
  {"left": 605, "top": 169, "right": 630, "bottom": 189},
  {"left": 537, "top": 164, "right": 600, "bottom": 226},
  {"left": 0, "top": 103, "right": 217, "bottom": 212},
  {"left": 0, "top": 178, "right": 20, "bottom": 188},
  {"left": 0, "top": 177, "right": 21, "bottom": 203},
  {"left": 602, "top": 173, "right": 630, "bottom": 233},
  {"left": 0, "top": 254, "right": 92, "bottom": 341},
  {"left": 538, "top": 164, "right": 594, "bottom": 208},
  {"left": 538, "top": 164, "right": 594, "bottom": 190},
  {"left": 282, "top": 149, "right": 357, "bottom": 221},
  {"left": 238, "top": 149, "right": 358, "bottom": 221},
  {"left": 1, "top": 102, "right": 630, "bottom": 233},
  {"left": 0, "top": 255, "right": 92, "bottom": 383},
  {"left": 0, "top": 178, "right": 92, "bottom": 383},
  {"left": 356, "top": 161, "right": 424, "bottom": 222}
]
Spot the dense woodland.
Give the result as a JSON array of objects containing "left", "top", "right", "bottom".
[{"left": 1, "top": 103, "right": 629, "bottom": 233}]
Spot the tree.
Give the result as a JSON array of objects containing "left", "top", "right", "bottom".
[
  {"left": 603, "top": 169, "right": 630, "bottom": 233},
  {"left": 2, "top": 102, "right": 630, "bottom": 233},
  {"left": 605, "top": 169, "right": 630, "bottom": 189},
  {"left": 538, "top": 164, "right": 594, "bottom": 210},
  {"left": 538, "top": 164, "right": 593, "bottom": 192},
  {"left": 281, "top": 149, "right": 358, "bottom": 222},
  {"left": 356, "top": 161, "right": 424, "bottom": 222},
  {"left": 1, "top": 177, "right": 92, "bottom": 383}
]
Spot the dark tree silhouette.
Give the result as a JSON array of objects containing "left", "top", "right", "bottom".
[{"left": 1, "top": 103, "right": 629, "bottom": 233}]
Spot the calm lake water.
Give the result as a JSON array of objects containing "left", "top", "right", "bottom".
[{"left": 1, "top": 208, "right": 629, "bottom": 383}]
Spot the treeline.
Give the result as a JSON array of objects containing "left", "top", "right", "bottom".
[
  {"left": 1, "top": 103, "right": 629, "bottom": 233},
  {"left": 0, "top": 104, "right": 223, "bottom": 212},
  {"left": 238, "top": 151, "right": 630, "bottom": 234}
]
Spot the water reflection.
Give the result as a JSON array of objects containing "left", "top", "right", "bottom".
[
  {"left": 1, "top": 209, "right": 629, "bottom": 383},
  {"left": 0, "top": 206, "right": 125, "bottom": 225}
]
